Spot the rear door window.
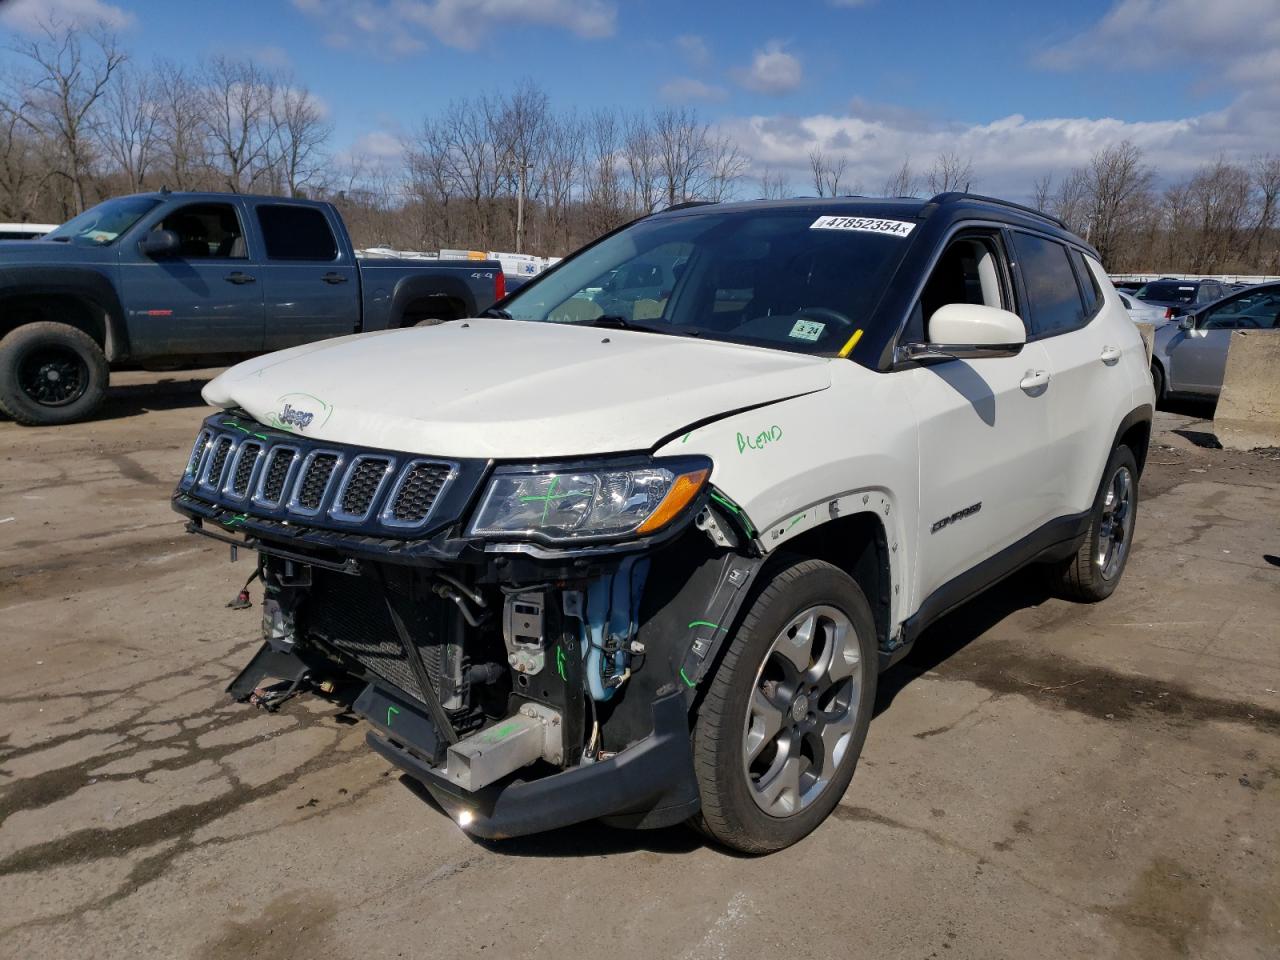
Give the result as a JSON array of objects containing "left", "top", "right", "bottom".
[
  {"left": 1011, "top": 232, "right": 1087, "bottom": 337},
  {"left": 256, "top": 205, "right": 338, "bottom": 261},
  {"left": 1068, "top": 249, "right": 1102, "bottom": 318}
]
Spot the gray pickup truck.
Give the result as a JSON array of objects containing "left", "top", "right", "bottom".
[{"left": 0, "top": 191, "right": 505, "bottom": 425}]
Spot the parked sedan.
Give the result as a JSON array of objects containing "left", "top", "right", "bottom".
[
  {"left": 1151, "top": 282, "right": 1280, "bottom": 401},
  {"left": 1133, "top": 278, "right": 1232, "bottom": 319},
  {"left": 1118, "top": 291, "right": 1166, "bottom": 325}
]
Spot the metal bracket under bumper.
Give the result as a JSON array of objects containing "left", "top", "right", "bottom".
[{"left": 366, "top": 689, "right": 700, "bottom": 839}]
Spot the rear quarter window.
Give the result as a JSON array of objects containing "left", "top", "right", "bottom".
[
  {"left": 256, "top": 205, "right": 338, "bottom": 261},
  {"left": 1011, "top": 232, "right": 1087, "bottom": 337}
]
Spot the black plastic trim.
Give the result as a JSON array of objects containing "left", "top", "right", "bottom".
[{"left": 366, "top": 688, "right": 699, "bottom": 838}]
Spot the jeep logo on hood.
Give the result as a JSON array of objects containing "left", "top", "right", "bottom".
[{"left": 268, "top": 393, "right": 333, "bottom": 433}]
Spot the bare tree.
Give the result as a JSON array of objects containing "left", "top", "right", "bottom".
[
  {"left": 583, "top": 108, "right": 626, "bottom": 234},
  {"left": 1031, "top": 174, "right": 1053, "bottom": 213},
  {"left": 152, "top": 60, "right": 206, "bottom": 189},
  {"left": 808, "top": 148, "right": 847, "bottom": 197},
  {"left": 624, "top": 113, "right": 662, "bottom": 214},
  {"left": 1082, "top": 140, "right": 1154, "bottom": 267},
  {"left": 8, "top": 20, "right": 126, "bottom": 213},
  {"left": 267, "top": 80, "right": 331, "bottom": 197},
  {"left": 101, "top": 62, "right": 160, "bottom": 193},
  {"left": 757, "top": 167, "right": 789, "bottom": 199},
  {"left": 0, "top": 95, "right": 49, "bottom": 219},
  {"left": 654, "top": 107, "right": 712, "bottom": 207},
  {"left": 201, "top": 56, "right": 279, "bottom": 193},
  {"left": 1248, "top": 153, "right": 1280, "bottom": 267},
  {"left": 881, "top": 157, "right": 920, "bottom": 197},
  {"left": 926, "top": 151, "right": 974, "bottom": 193}
]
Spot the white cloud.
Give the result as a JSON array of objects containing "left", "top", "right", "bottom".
[
  {"left": 733, "top": 40, "right": 803, "bottom": 95},
  {"left": 293, "top": 0, "right": 615, "bottom": 54},
  {"left": 0, "top": 0, "right": 133, "bottom": 32},
  {"left": 675, "top": 34, "right": 710, "bottom": 68},
  {"left": 1037, "top": 0, "right": 1280, "bottom": 72},
  {"left": 660, "top": 77, "right": 726, "bottom": 103},
  {"left": 717, "top": 104, "right": 1278, "bottom": 202}
]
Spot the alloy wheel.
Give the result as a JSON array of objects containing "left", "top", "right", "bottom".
[
  {"left": 1096, "top": 465, "right": 1134, "bottom": 581},
  {"left": 743, "top": 605, "right": 862, "bottom": 817}
]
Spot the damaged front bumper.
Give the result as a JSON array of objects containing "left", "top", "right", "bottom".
[{"left": 176, "top": 412, "right": 764, "bottom": 838}]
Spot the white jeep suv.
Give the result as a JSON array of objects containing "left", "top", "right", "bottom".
[{"left": 174, "top": 193, "right": 1153, "bottom": 853}]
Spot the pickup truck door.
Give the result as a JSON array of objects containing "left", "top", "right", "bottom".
[
  {"left": 250, "top": 202, "right": 360, "bottom": 351},
  {"left": 118, "top": 199, "right": 265, "bottom": 357},
  {"left": 905, "top": 231, "right": 1058, "bottom": 607}
]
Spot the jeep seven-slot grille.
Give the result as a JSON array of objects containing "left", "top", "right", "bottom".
[
  {"left": 259, "top": 448, "right": 296, "bottom": 504},
  {"left": 297, "top": 454, "right": 339, "bottom": 510},
  {"left": 179, "top": 421, "right": 459, "bottom": 536},
  {"left": 390, "top": 462, "right": 451, "bottom": 523},
  {"left": 205, "top": 437, "right": 233, "bottom": 487},
  {"left": 230, "top": 443, "right": 262, "bottom": 496},
  {"left": 339, "top": 458, "right": 389, "bottom": 516}
]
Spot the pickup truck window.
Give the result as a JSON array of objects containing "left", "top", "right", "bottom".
[
  {"left": 256, "top": 205, "right": 338, "bottom": 261},
  {"left": 503, "top": 208, "right": 913, "bottom": 358},
  {"left": 149, "top": 203, "right": 246, "bottom": 259},
  {"left": 45, "top": 196, "right": 160, "bottom": 246}
]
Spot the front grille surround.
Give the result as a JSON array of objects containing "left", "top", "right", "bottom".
[{"left": 177, "top": 416, "right": 468, "bottom": 539}]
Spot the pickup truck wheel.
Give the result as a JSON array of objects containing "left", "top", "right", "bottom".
[
  {"left": 691, "top": 558, "right": 877, "bottom": 854},
  {"left": 1052, "top": 444, "right": 1139, "bottom": 602},
  {"left": 0, "top": 322, "right": 109, "bottom": 426}
]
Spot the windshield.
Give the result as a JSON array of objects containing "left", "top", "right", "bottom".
[
  {"left": 1135, "top": 281, "right": 1197, "bottom": 303},
  {"left": 501, "top": 208, "right": 917, "bottom": 357},
  {"left": 45, "top": 196, "right": 161, "bottom": 246}
]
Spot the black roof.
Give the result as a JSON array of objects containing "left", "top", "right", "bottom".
[{"left": 653, "top": 192, "right": 1098, "bottom": 259}]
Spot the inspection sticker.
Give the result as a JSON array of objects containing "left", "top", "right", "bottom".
[
  {"left": 789, "top": 319, "right": 826, "bottom": 341},
  {"left": 810, "top": 215, "right": 915, "bottom": 237}
]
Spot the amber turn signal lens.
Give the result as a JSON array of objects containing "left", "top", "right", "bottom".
[{"left": 635, "top": 468, "right": 710, "bottom": 535}]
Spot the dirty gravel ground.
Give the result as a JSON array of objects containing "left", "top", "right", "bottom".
[{"left": 1, "top": 371, "right": 1278, "bottom": 960}]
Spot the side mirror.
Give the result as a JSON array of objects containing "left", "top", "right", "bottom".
[
  {"left": 139, "top": 229, "right": 180, "bottom": 258},
  {"left": 1178, "top": 315, "right": 1194, "bottom": 331},
  {"left": 901, "top": 303, "right": 1026, "bottom": 362}
]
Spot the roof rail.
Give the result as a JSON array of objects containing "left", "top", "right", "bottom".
[
  {"left": 929, "top": 191, "right": 1068, "bottom": 231},
  {"left": 665, "top": 200, "right": 718, "bottom": 212}
]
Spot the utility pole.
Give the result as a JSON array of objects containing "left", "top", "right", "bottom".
[{"left": 516, "top": 162, "right": 529, "bottom": 253}]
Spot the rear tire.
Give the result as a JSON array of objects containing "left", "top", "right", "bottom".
[
  {"left": 690, "top": 558, "right": 877, "bottom": 854},
  {"left": 0, "top": 322, "right": 109, "bottom": 426},
  {"left": 1052, "top": 445, "right": 1139, "bottom": 602}
]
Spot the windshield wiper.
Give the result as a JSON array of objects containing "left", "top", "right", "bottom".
[{"left": 568, "top": 315, "right": 686, "bottom": 336}]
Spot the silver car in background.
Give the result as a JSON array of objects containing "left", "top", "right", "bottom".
[{"left": 1151, "top": 282, "right": 1280, "bottom": 401}]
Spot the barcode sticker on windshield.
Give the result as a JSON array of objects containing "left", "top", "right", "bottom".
[
  {"left": 810, "top": 215, "right": 915, "bottom": 237},
  {"left": 789, "top": 319, "right": 826, "bottom": 341}
]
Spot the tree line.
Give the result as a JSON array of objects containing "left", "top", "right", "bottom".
[{"left": 2, "top": 20, "right": 1277, "bottom": 274}]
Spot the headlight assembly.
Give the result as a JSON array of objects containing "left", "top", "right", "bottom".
[{"left": 468, "top": 457, "right": 710, "bottom": 543}]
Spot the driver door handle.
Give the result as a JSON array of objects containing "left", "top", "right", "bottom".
[
  {"left": 1100, "top": 345, "right": 1121, "bottom": 365},
  {"left": 1019, "top": 369, "right": 1050, "bottom": 394},
  {"left": 224, "top": 272, "right": 256, "bottom": 285},
  {"left": 322, "top": 272, "right": 349, "bottom": 284}
]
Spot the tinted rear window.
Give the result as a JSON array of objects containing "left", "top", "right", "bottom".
[
  {"left": 1012, "top": 232, "right": 1086, "bottom": 337},
  {"left": 1139, "top": 281, "right": 1197, "bottom": 303},
  {"left": 256, "top": 205, "right": 338, "bottom": 261}
]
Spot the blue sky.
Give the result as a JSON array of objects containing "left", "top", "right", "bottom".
[{"left": 3, "top": 0, "right": 1278, "bottom": 199}]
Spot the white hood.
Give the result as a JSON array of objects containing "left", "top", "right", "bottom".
[{"left": 202, "top": 318, "right": 831, "bottom": 459}]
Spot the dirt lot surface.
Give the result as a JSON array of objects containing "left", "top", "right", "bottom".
[{"left": 2, "top": 371, "right": 1278, "bottom": 959}]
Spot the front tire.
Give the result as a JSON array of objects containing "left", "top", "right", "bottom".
[
  {"left": 1052, "top": 445, "right": 1139, "bottom": 602},
  {"left": 691, "top": 558, "right": 877, "bottom": 854},
  {"left": 0, "top": 322, "right": 109, "bottom": 426},
  {"left": 1150, "top": 363, "right": 1165, "bottom": 404}
]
